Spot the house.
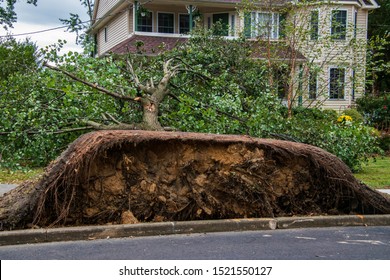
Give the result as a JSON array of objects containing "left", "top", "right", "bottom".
[{"left": 89, "top": 0, "right": 379, "bottom": 111}]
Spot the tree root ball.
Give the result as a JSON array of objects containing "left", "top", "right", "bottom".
[{"left": 1, "top": 130, "right": 389, "bottom": 230}]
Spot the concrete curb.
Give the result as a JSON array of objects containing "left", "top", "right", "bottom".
[{"left": 1, "top": 215, "right": 389, "bottom": 246}]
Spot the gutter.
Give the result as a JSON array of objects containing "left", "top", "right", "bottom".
[{"left": 88, "top": 0, "right": 130, "bottom": 34}]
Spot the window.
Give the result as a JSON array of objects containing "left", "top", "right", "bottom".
[
  {"left": 104, "top": 27, "right": 108, "bottom": 42},
  {"left": 158, "top": 13, "right": 174, "bottom": 33},
  {"left": 310, "top": 10, "right": 319, "bottom": 40},
  {"left": 331, "top": 10, "right": 347, "bottom": 40},
  {"left": 179, "top": 14, "right": 190, "bottom": 34},
  {"left": 179, "top": 14, "right": 198, "bottom": 34},
  {"left": 137, "top": 12, "right": 152, "bottom": 32},
  {"left": 329, "top": 68, "right": 345, "bottom": 100},
  {"left": 249, "top": 12, "right": 279, "bottom": 39},
  {"left": 308, "top": 72, "right": 317, "bottom": 99},
  {"left": 212, "top": 13, "right": 229, "bottom": 36}
]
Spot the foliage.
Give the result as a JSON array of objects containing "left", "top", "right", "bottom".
[
  {"left": 366, "top": 35, "right": 390, "bottom": 96},
  {"left": 60, "top": 0, "right": 94, "bottom": 48},
  {"left": 0, "top": 36, "right": 38, "bottom": 80},
  {"left": 0, "top": 0, "right": 37, "bottom": 30},
  {"left": 366, "top": 0, "right": 390, "bottom": 95},
  {"left": 340, "top": 108, "right": 364, "bottom": 124},
  {"left": 161, "top": 28, "right": 283, "bottom": 136},
  {"left": 0, "top": 39, "right": 122, "bottom": 168},
  {"left": 356, "top": 94, "right": 390, "bottom": 130},
  {"left": 272, "top": 108, "right": 382, "bottom": 172},
  {"left": 0, "top": 31, "right": 382, "bottom": 173}
]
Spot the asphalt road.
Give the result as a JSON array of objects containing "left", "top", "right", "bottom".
[{"left": 0, "top": 226, "right": 389, "bottom": 260}]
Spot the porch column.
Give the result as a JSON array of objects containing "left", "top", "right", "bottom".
[
  {"left": 186, "top": 5, "right": 197, "bottom": 32},
  {"left": 189, "top": 5, "right": 193, "bottom": 31}
]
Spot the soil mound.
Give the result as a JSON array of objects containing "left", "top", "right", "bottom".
[{"left": 1, "top": 130, "right": 390, "bottom": 230}]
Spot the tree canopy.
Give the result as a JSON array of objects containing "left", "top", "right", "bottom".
[
  {"left": 0, "top": 29, "right": 381, "bottom": 171},
  {"left": 0, "top": 0, "right": 37, "bottom": 29},
  {"left": 367, "top": 0, "right": 390, "bottom": 95}
]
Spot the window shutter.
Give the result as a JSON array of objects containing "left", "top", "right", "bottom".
[
  {"left": 244, "top": 12, "right": 251, "bottom": 38},
  {"left": 279, "top": 12, "right": 287, "bottom": 38}
]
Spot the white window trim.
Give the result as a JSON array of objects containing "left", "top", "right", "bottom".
[
  {"left": 157, "top": 11, "right": 175, "bottom": 34},
  {"left": 251, "top": 11, "right": 280, "bottom": 39},
  {"left": 328, "top": 66, "right": 346, "bottom": 100},
  {"left": 330, "top": 8, "right": 348, "bottom": 41},
  {"left": 137, "top": 11, "right": 154, "bottom": 32},
  {"left": 178, "top": 13, "right": 190, "bottom": 34},
  {"left": 230, "top": 13, "right": 236, "bottom": 37}
]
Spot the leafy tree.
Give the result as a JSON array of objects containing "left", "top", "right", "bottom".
[
  {"left": 367, "top": 0, "right": 390, "bottom": 95},
  {"left": 0, "top": 0, "right": 37, "bottom": 29},
  {"left": 60, "top": 0, "right": 94, "bottom": 47},
  {"left": 0, "top": 36, "right": 38, "bottom": 80}
]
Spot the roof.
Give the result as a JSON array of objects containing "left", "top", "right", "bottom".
[
  {"left": 107, "top": 34, "right": 306, "bottom": 62},
  {"left": 248, "top": 40, "right": 307, "bottom": 61},
  {"left": 108, "top": 35, "right": 188, "bottom": 55}
]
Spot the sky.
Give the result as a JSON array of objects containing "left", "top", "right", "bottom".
[{"left": 0, "top": 0, "right": 89, "bottom": 53}]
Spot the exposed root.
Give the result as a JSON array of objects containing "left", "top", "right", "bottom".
[{"left": 1, "top": 130, "right": 389, "bottom": 230}]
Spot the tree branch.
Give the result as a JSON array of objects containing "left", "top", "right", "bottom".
[
  {"left": 44, "top": 62, "right": 136, "bottom": 102},
  {"left": 0, "top": 126, "right": 94, "bottom": 136}
]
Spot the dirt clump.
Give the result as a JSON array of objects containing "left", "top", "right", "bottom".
[{"left": 1, "top": 130, "right": 390, "bottom": 230}]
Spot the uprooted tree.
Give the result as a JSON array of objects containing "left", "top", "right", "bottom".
[{"left": 1, "top": 30, "right": 389, "bottom": 230}]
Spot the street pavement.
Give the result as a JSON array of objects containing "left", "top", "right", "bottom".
[
  {"left": 0, "top": 184, "right": 18, "bottom": 196},
  {"left": 0, "top": 184, "right": 390, "bottom": 250},
  {"left": 0, "top": 226, "right": 389, "bottom": 259}
]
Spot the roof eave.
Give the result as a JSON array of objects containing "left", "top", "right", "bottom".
[{"left": 88, "top": 0, "right": 129, "bottom": 34}]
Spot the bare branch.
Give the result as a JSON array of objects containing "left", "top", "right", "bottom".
[{"left": 126, "top": 59, "right": 152, "bottom": 94}]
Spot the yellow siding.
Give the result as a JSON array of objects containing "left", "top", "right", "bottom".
[
  {"left": 356, "top": 9, "right": 368, "bottom": 39},
  {"left": 98, "top": 11, "right": 129, "bottom": 55},
  {"left": 96, "top": 0, "right": 122, "bottom": 19}
]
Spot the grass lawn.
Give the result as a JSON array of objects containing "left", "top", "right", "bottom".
[
  {"left": 354, "top": 156, "right": 390, "bottom": 189},
  {"left": 0, "top": 168, "right": 44, "bottom": 184}
]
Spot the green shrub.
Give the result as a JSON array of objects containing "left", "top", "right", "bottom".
[
  {"left": 273, "top": 108, "right": 382, "bottom": 172},
  {"left": 379, "top": 131, "right": 390, "bottom": 152},
  {"left": 341, "top": 108, "right": 364, "bottom": 124},
  {"left": 357, "top": 94, "right": 390, "bottom": 130}
]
